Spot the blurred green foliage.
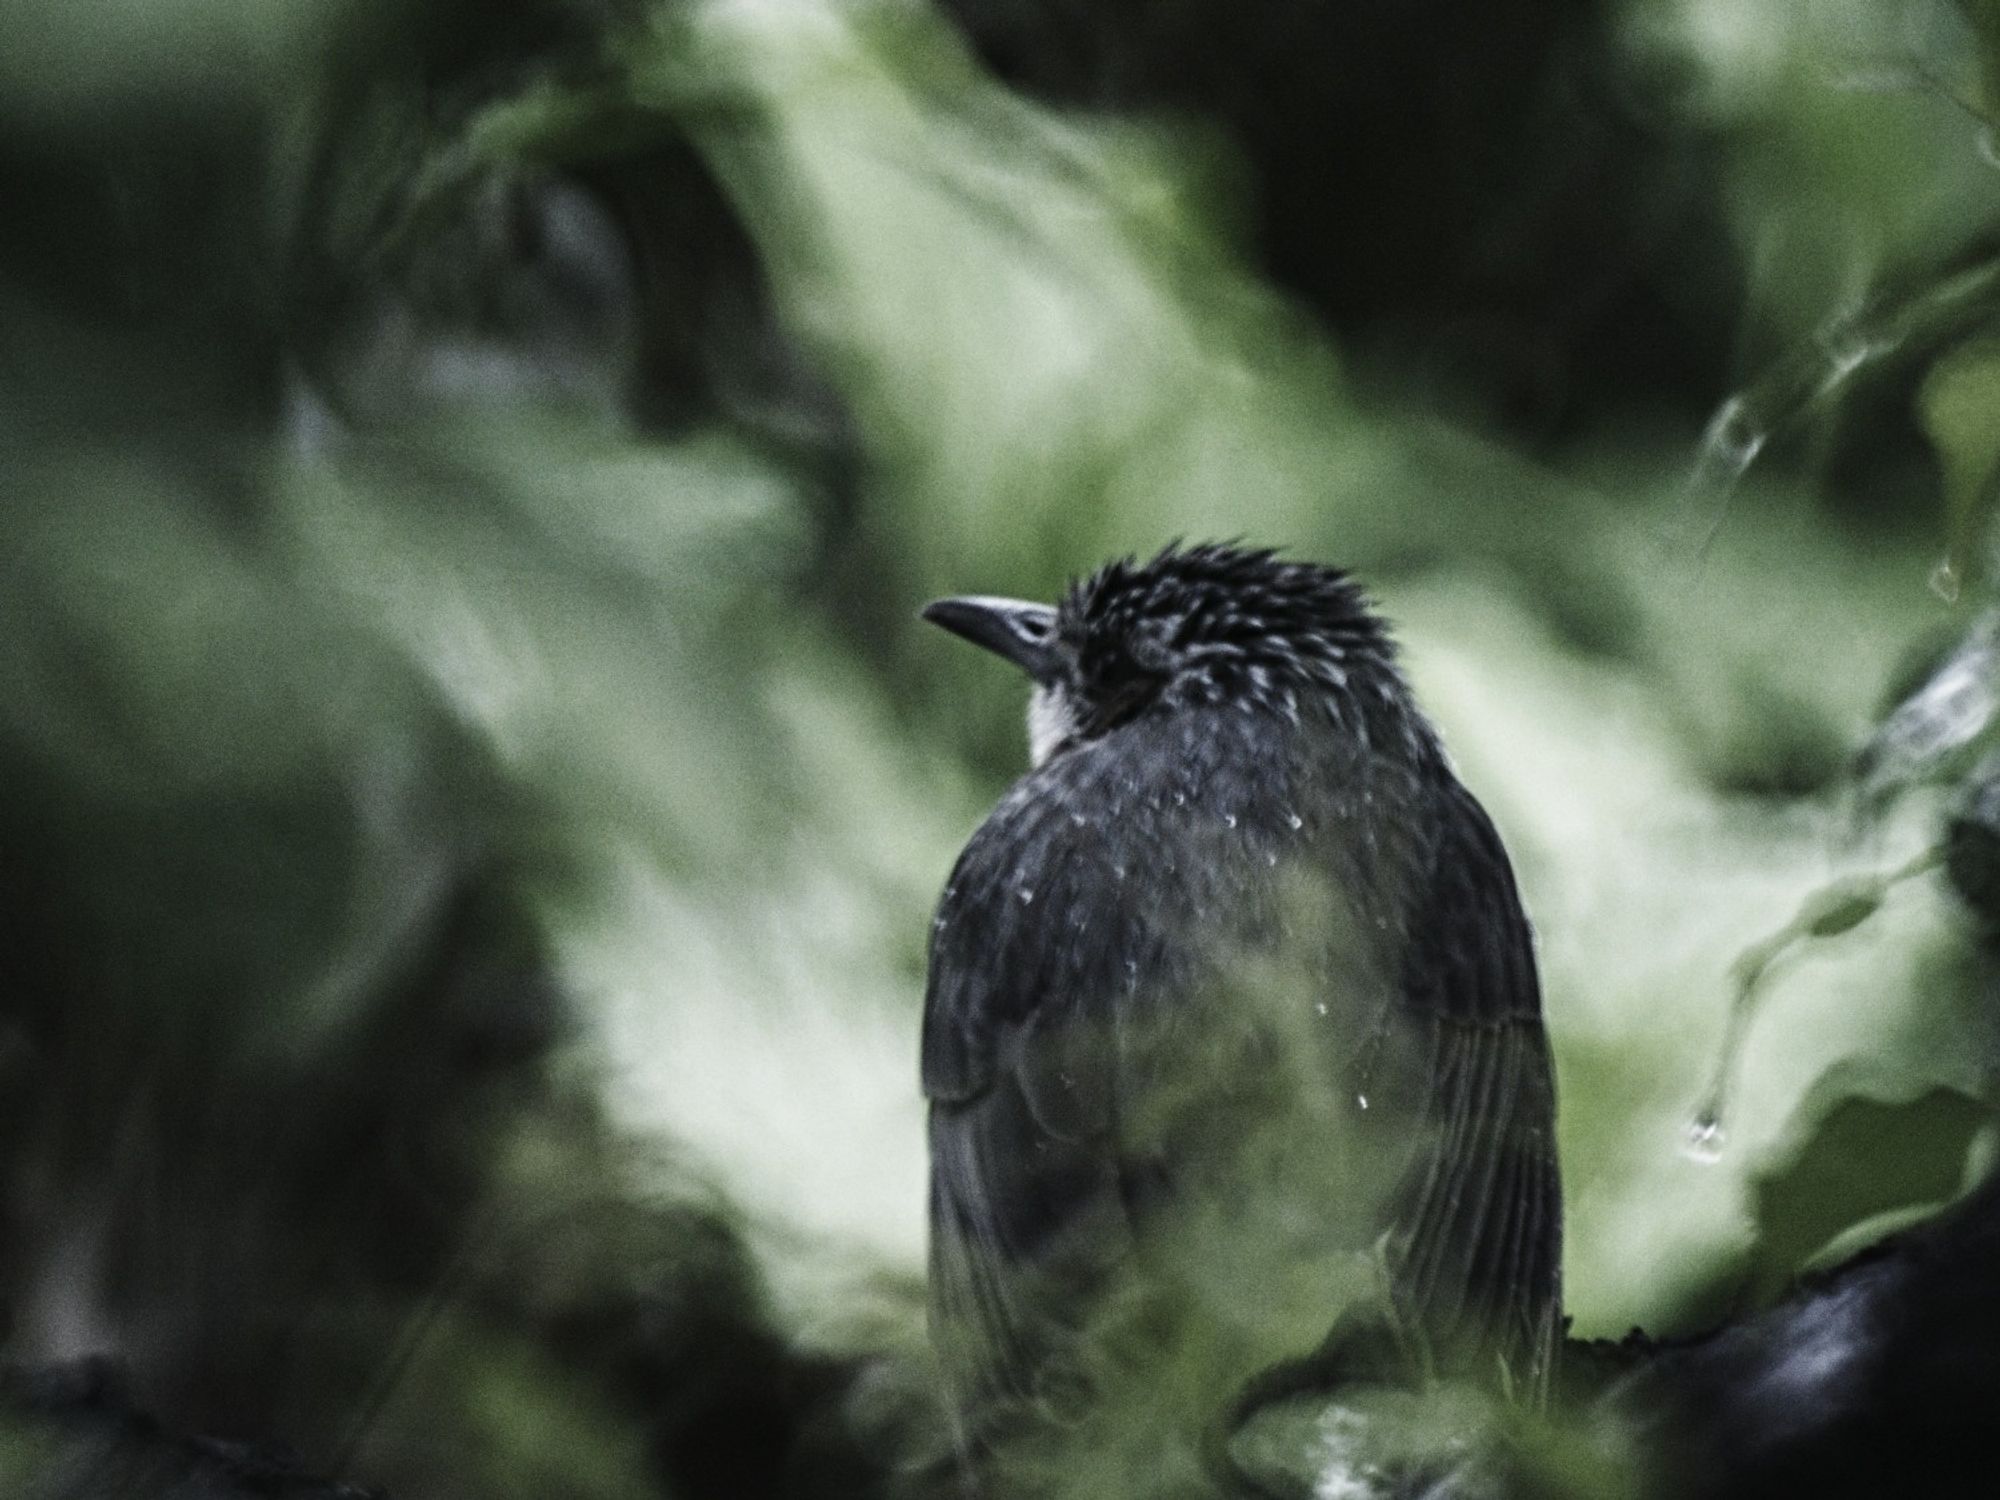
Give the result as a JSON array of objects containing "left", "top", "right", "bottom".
[{"left": 6, "top": 0, "right": 2000, "bottom": 1495}]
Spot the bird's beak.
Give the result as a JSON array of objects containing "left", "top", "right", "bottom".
[{"left": 922, "top": 595, "right": 1061, "bottom": 683}]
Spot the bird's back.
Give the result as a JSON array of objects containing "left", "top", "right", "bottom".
[{"left": 925, "top": 693, "right": 1561, "bottom": 1463}]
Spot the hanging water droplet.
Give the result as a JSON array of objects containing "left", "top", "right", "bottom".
[
  {"left": 1689, "top": 395, "right": 1768, "bottom": 491},
  {"left": 1356, "top": 1095, "right": 1370, "bottom": 1111},
  {"left": 1315, "top": 1002, "right": 1329, "bottom": 1016},
  {"left": 1683, "top": 1113, "right": 1726, "bottom": 1163},
  {"left": 1017, "top": 887, "right": 1035, "bottom": 905},
  {"left": 1932, "top": 557, "right": 1962, "bottom": 603},
  {"left": 1265, "top": 851, "right": 1279, "bottom": 867},
  {"left": 1173, "top": 791, "right": 1187, "bottom": 807},
  {"left": 1224, "top": 814, "right": 1238, "bottom": 829},
  {"left": 1287, "top": 812, "right": 1303, "bottom": 831}
]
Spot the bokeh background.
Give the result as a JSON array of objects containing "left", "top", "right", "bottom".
[{"left": 6, "top": 0, "right": 2000, "bottom": 1494}]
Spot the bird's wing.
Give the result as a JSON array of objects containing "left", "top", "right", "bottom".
[
  {"left": 1386, "top": 777, "right": 1562, "bottom": 1398},
  {"left": 922, "top": 765, "right": 1150, "bottom": 1429}
]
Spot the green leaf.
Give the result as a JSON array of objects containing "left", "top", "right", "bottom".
[{"left": 1747, "top": 1081, "right": 1993, "bottom": 1298}]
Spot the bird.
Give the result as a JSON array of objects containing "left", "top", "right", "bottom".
[{"left": 918, "top": 542, "right": 1562, "bottom": 1481}]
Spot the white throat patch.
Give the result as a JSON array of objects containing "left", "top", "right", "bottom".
[{"left": 1027, "top": 683, "right": 1081, "bottom": 768}]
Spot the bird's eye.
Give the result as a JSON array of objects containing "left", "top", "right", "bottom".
[{"left": 1128, "top": 619, "right": 1176, "bottom": 673}]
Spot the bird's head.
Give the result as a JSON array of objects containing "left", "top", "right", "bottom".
[{"left": 923, "top": 542, "right": 1394, "bottom": 767}]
